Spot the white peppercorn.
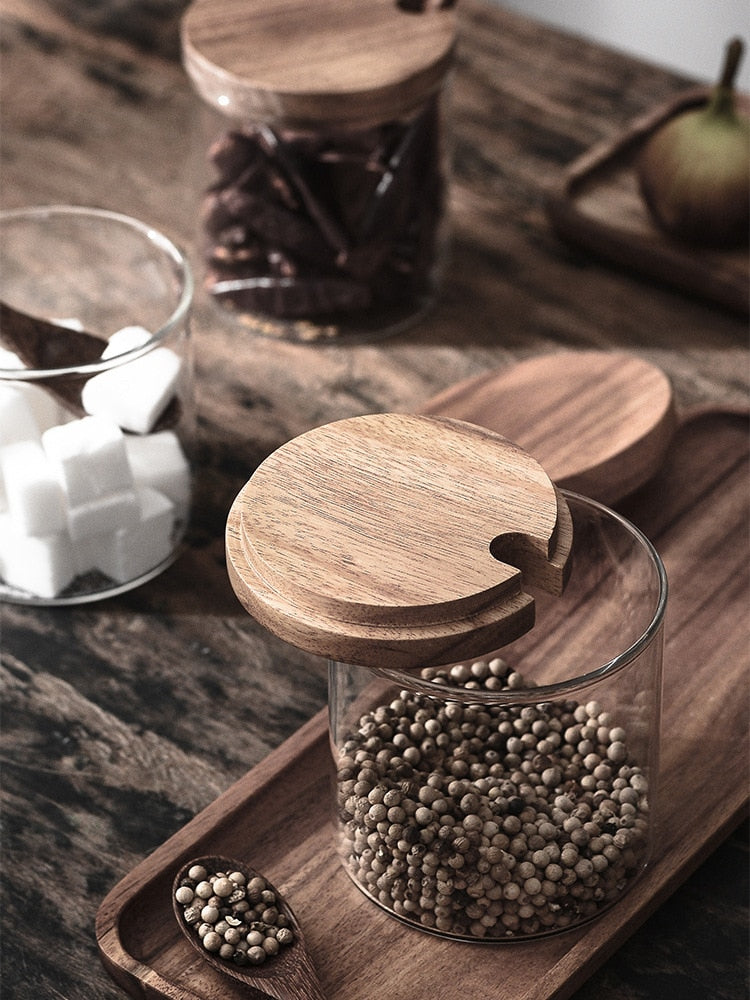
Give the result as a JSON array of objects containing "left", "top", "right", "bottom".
[
  {"left": 213, "top": 876, "right": 235, "bottom": 898},
  {"left": 202, "top": 931, "right": 222, "bottom": 952},
  {"left": 607, "top": 741, "right": 628, "bottom": 764},
  {"left": 224, "top": 926, "right": 243, "bottom": 946},
  {"left": 194, "top": 880, "right": 214, "bottom": 899},
  {"left": 175, "top": 886, "right": 194, "bottom": 905}
]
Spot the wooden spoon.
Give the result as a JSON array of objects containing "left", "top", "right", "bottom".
[
  {"left": 0, "top": 299, "right": 106, "bottom": 415},
  {"left": 419, "top": 350, "right": 678, "bottom": 506},
  {"left": 172, "top": 855, "right": 325, "bottom": 1000}
]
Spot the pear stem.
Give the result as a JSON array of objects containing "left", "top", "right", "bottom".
[
  {"left": 719, "top": 36, "right": 744, "bottom": 90},
  {"left": 708, "top": 37, "right": 744, "bottom": 117}
]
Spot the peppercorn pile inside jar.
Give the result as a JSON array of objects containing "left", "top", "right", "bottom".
[
  {"left": 335, "top": 657, "right": 651, "bottom": 940},
  {"left": 181, "top": 0, "right": 456, "bottom": 341}
]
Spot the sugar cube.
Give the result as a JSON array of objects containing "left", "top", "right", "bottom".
[
  {"left": 52, "top": 317, "right": 85, "bottom": 331},
  {"left": 81, "top": 346, "right": 182, "bottom": 434},
  {"left": 0, "top": 346, "right": 24, "bottom": 369},
  {"left": 0, "top": 514, "right": 76, "bottom": 598},
  {"left": 101, "top": 325, "right": 151, "bottom": 359},
  {"left": 42, "top": 416, "right": 135, "bottom": 505},
  {"left": 1, "top": 440, "right": 67, "bottom": 536},
  {"left": 90, "top": 487, "right": 175, "bottom": 583},
  {"left": 42, "top": 416, "right": 140, "bottom": 540},
  {"left": 0, "top": 383, "right": 40, "bottom": 445},
  {"left": 124, "top": 431, "right": 191, "bottom": 519},
  {"left": 65, "top": 489, "right": 141, "bottom": 542}
]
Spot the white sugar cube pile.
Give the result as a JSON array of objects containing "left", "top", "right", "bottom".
[{"left": 0, "top": 328, "right": 190, "bottom": 599}]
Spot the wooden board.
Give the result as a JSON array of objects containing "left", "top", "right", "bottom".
[
  {"left": 545, "top": 87, "right": 750, "bottom": 318},
  {"left": 96, "top": 410, "right": 749, "bottom": 1000}
]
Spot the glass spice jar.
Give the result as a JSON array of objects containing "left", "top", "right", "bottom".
[
  {"left": 226, "top": 414, "right": 667, "bottom": 941},
  {"left": 181, "top": 0, "right": 456, "bottom": 342}
]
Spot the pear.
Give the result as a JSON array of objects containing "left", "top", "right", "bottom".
[{"left": 637, "top": 37, "right": 749, "bottom": 249}]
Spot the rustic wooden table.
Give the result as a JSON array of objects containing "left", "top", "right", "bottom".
[{"left": 1, "top": 1, "right": 748, "bottom": 998}]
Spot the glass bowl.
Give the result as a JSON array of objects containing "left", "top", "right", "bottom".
[{"left": 0, "top": 205, "right": 195, "bottom": 604}]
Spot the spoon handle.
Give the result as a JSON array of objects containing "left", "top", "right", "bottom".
[
  {"left": 228, "top": 966, "right": 327, "bottom": 1000},
  {"left": 273, "top": 975, "right": 327, "bottom": 1000}
]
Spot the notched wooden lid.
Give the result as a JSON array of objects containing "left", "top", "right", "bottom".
[
  {"left": 181, "top": 0, "right": 457, "bottom": 126},
  {"left": 226, "top": 413, "right": 572, "bottom": 670}
]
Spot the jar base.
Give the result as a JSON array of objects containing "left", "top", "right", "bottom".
[
  {"left": 338, "top": 855, "right": 650, "bottom": 943},
  {"left": 206, "top": 285, "right": 439, "bottom": 345},
  {"left": 0, "top": 544, "right": 185, "bottom": 607}
]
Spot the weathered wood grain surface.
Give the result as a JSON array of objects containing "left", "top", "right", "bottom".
[{"left": 1, "top": 1, "right": 748, "bottom": 998}]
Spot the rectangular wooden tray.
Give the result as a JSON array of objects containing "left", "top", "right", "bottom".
[
  {"left": 96, "top": 412, "right": 749, "bottom": 1000},
  {"left": 545, "top": 87, "right": 750, "bottom": 317}
]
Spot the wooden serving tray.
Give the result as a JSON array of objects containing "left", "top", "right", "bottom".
[
  {"left": 545, "top": 86, "right": 750, "bottom": 317},
  {"left": 96, "top": 411, "right": 749, "bottom": 1000}
]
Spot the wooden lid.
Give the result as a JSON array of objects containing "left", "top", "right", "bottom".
[
  {"left": 226, "top": 414, "right": 572, "bottom": 669},
  {"left": 420, "top": 351, "right": 678, "bottom": 506},
  {"left": 181, "top": 0, "right": 456, "bottom": 127}
]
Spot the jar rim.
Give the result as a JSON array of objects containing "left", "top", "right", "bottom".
[{"left": 0, "top": 204, "right": 194, "bottom": 380}]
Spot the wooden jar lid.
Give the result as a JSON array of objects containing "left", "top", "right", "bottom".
[
  {"left": 226, "top": 414, "right": 572, "bottom": 669},
  {"left": 181, "top": 0, "right": 457, "bottom": 126}
]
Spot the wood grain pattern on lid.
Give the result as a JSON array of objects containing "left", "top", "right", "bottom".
[
  {"left": 226, "top": 413, "right": 572, "bottom": 668},
  {"left": 181, "top": 0, "right": 457, "bottom": 125}
]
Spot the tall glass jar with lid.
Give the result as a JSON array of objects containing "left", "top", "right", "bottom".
[
  {"left": 226, "top": 413, "right": 667, "bottom": 941},
  {"left": 182, "top": 0, "right": 456, "bottom": 343}
]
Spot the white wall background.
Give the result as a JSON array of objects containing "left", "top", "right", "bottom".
[{"left": 495, "top": 1, "right": 750, "bottom": 91}]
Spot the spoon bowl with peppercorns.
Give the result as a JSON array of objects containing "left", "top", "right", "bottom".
[{"left": 172, "top": 855, "right": 325, "bottom": 1000}]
